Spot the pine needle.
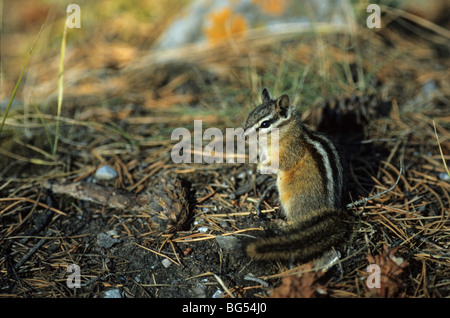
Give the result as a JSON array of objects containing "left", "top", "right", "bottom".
[
  {"left": 52, "top": 18, "right": 68, "bottom": 156},
  {"left": 433, "top": 120, "right": 449, "bottom": 178}
]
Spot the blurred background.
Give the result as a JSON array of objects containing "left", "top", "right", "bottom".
[{"left": 2, "top": 0, "right": 448, "bottom": 117}]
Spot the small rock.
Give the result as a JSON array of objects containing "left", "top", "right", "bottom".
[
  {"left": 220, "top": 221, "right": 232, "bottom": 230},
  {"left": 97, "top": 232, "right": 121, "bottom": 249},
  {"left": 191, "top": 284, "right": 207, "bottom": 298},
  {"left": 95, "top": 165, "right": 118, "bottom": 181},
  {"left": 216, "top": 235, "right": 241, "bottom": 251},
  {"left": 422, "top": 81, "right": 438, "bottom": 96},
  {"left": 439, "top": 172, "right": 449, "bottom": 181},
  {"left": 237, "top": 172, "right": 246, "bottom": 179},
  {"left": 162, "top": 258, "right": 172, "bottom": 268},
  {"left": 198, "top": 227, "right": 209, "bottom": 233},
  {"left": 106, "top": 229, "right": 119, "bottom": 236},
  {"left": 212, "top": 289, "right": 223, "bottom": 298},
  {"left": 391, "top": 255, "right": 405, "bottom": 267},
  {"left": 103, "top": 288, "right": 123, "bottom": 298}
]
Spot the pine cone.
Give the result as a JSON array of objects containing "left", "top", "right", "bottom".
[{"left": 148, "top": 178, "right": 193, "bottom": 233}]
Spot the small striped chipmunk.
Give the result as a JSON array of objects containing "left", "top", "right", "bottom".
[{"left": 243, "top": 88, "right": 354, "bottom": 262}]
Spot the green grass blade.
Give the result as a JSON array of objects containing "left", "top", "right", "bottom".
[{"left": 52, "top": 21, "right": 68, "bottom": 156}]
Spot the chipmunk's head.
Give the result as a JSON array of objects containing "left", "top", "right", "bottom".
[{"left": 243, "top": 88, "right": 295, "bottom": 138}]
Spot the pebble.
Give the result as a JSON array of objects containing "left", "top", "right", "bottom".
[
  {"left": 97, "top": 232, "right": 121, "bottom": 249},
  {"left": 422, "top": 80, "right": 437, "bottom": 96},
  {"left": 106, "top": 229, "right": 119, "bottom": 236},
  {"left": 212, "top": 289, "right": 223, "bottom": 298},
  {"left": 162, "top": 258, "right": 172, "bottom": 268},
  {"left": 216, "top": 235, "right": 241, "bottom": 251},
  {"left": 439, "top": 172, "right": 449, "bottom": 181},
  {"left": 103, "top": 288, "right": 123, "bottom": 298},
  {"left": 191, "top": 283, "right": 206, "bottom": 298},
  {"left": 94, "top": 165, "right": 118, "bottom": 181},
  {"left": 198, "top": 227, "right": 209, "bottom": 233}
]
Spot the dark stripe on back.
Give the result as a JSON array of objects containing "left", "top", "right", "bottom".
[
  {"left": 303, "top": 134, "right": 328, "bottom": 196},
  {"left": 303, "top": 127, "right": 342, "bottom": 208}
]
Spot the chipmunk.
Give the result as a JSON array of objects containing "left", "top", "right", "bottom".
[{"left": 243, "top": 88, "right": 354, "bottom": 262}]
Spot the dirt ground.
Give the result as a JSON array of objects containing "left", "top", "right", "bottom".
[{"left": 1, "top": 1, "right": 449, "bottom": 298}]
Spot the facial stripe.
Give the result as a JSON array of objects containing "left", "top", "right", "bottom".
[
  {"left": 256, "top": 109, "right": 293, "bottom": 132},
  {"left": 256, "top": 116, "right": 278, "bottom": 131}
]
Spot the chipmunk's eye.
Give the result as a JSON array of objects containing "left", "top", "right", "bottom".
[{"left": 259, "top": 121, "right": 270, "bottom": 129}]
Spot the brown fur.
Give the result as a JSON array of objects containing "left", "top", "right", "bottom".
[
  {"left": 244, "top": 89, "right": 353, "bottom": 263},
  {"left": 246, "top": 208, "right": 354, "bottom": 261}
]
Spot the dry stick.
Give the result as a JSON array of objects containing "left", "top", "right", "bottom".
[
  {"left": 172, "top": 227, "right": 263, "bottom": 243},
  {"left": 197, "top": 187, "right": 217, "bottom": 204},
  {"left": 13, "top": 236, "right": 48, "bottom": 272},
  {"left": 433, "top": 120, "right": 450, "bottom": 178},
  {"left": 347, "top": 162, "right": 403, "bottom": 209},
  {"left": 243, "top": 274, "right": 269, "bottom": 287},
  {"left": 158, "top": 235, "right": 182, "bottom": 265},
  {"left": 135, "top": 243, "right": 180, "bottom": 266},
  {"left": 0, "top": 197, "right": 67, "bottom": 216},
  {"left": 211, "top": 273, "right": 235, "bottom": 298},
  {"left": 168, "top": 239, "right": 182, "bottom": 266}
]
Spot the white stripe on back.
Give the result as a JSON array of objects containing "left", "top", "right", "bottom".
[{"left": 303, "top": 132, "right": 336, "bottom": 207}]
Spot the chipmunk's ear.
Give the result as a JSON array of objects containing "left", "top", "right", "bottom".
[
  {"left": 276, "top": 94, "right": 290, "bottom": 118},
  {"left": 261, "top": 88, "right": 272, "bottom": 102}
]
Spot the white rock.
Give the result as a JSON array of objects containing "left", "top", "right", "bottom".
[
  {"left": 216, "top": 235, "right": 241, "bottom": 250},
  {"left": 212, "top": 289, "right": 223, "bottom": 298},
  {"left": 155, "top": 0, "right": 352, "bottom": 49},
  {"left": 162, "top": 258, "right": 172, "bottom": 268},
  {"left": 95, "top": 165, "right": 118, "bottom": 181},
  {"left": 103, "top": 288, "right": 123, "bottom": 298},
  {"left": 106, "top": 229, "right": 118, "bottom": 236},
  {"left": 198, "top": 226, "right": 209, "bottom": 233}
]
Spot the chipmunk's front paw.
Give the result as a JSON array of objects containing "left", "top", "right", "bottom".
[{"left": 257, "top": 162, "right": 277, "bottom": 175}]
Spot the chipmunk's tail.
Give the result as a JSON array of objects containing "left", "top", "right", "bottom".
[{"left": 246, "top": 208, "right": 354, "bottom": 262}]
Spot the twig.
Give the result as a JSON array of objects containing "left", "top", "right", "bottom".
[
  {"left": 13, "top": 236, "right": 48, "bottom": 272},
  {"left": 347, "top": 161, "right": 403, "bottom": 209},
  {"left": 433, "top": 120, "right": 449, "bottom": 178},
  {"left": 135, "top": 243, "right": 180, "bottom": 266},
  {"left": 244, "top": 274, "right": 269, "bottom": 287},
  {"left": 212, "top": 273, "right": 235, "bottom": 298},
  {"left": 231, "top": 174, "right": 271, "bottom": 199},
  {"left": 0, "top": 197, "right": 67, "bottom": 216}
]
